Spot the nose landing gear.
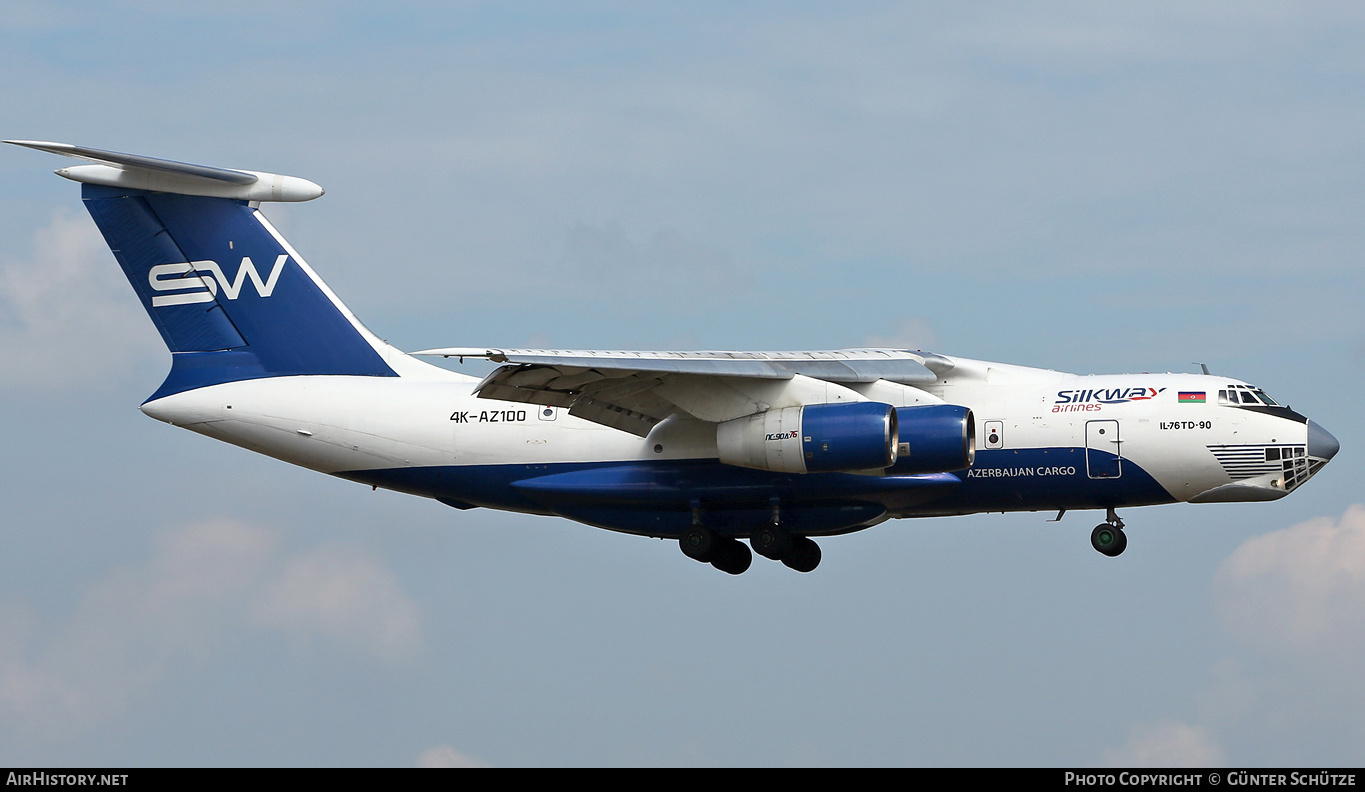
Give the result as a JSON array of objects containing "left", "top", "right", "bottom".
[{"left": 1090, "top": 508, "right": 1127, "bottom": 557}]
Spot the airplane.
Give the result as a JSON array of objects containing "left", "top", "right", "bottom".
[{"left": 7, "top": 140, "right": 1341, "bottom": 574}]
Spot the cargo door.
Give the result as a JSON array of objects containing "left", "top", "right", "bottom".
[{"left": 1086, "top": 420, "right": 1122, "bottom": 479}]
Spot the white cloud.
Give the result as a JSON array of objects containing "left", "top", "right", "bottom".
[
  {"left": 1101, "top": 507, "right": 1365, "bottom": 767},
  {"left": 0, "top": 519, "right": 276, "bottom": 735},
  {"left": 863, "top": 317, "right": 940, "bottom": 351},
  {"left": 416, "top": 744, "right": 489, "bottom": 768},
  {"left": 251, "top": 544, "right": 421, "bottom": 664},
  {"left": 0, "top": 208, "right": 156, "bottom": 389},
  {"left": 1101, "top": 719, "right": 1227, "bottom": 768},
  {"left": 0, "top": 519, "right": 420, "bottom": 738},
  {"left": 1214, "top": 504, "right": 1365, "bottom": 654},
  {"left": 1124, "top": 507, "right": 1365, "bottom": 765}
]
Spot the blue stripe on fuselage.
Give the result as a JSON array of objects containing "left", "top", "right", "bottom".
[
  {"left": 336, "top": 447, "right": 1175, "bottom": 537},
  {"left": 919, "top": 447, "right": 1175, "bottom": 515}
]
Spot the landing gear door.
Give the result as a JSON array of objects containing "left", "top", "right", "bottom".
[{"left": 1086, "top": 420, "right": 1122, "bottom": 479}]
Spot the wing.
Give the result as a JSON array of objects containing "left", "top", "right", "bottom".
[{"left": 411, "top": 347, "right": 952, "bottom": 436}]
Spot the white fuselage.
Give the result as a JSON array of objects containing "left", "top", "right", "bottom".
[{"left": 139, "top": 353, "right": 1318, "bottom": 528}]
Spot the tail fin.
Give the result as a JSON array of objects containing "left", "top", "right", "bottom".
[{"left": 9, "top": 141, "right": 400, "bottom": 399}]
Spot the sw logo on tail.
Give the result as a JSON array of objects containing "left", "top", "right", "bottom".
[
  {"left": 148, "top": 255, "right": 288, "bottom": 306},
  {"left": 7, "top": 139, "right": 1341, "bottom": 574}
]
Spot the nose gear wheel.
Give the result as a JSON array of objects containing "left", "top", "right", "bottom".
[{"left": 1090, "top": 509, "right": 1127, "bottom": 557}]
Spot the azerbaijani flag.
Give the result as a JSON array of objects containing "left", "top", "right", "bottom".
[{"left": 1178, "top": 391, "right": 1206, "bottom": 404}]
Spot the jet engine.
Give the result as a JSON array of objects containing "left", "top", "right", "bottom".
[
  {"left": 886, "top": 405, "right": 975, "bottom": 474},
  {"left": 716, "top": 401, "right": 898, "bottom": 474}
]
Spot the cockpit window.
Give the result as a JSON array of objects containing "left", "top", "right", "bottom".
[{"left": 1221, "top": 384, "right": 1282, "bottom": 407}]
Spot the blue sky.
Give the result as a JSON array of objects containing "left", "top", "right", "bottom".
[{"left": 0, "top": 2, "right": 1362, "bottom": 766}]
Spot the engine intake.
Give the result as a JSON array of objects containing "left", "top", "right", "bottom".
[
  {"left": 717, "top": 402, "right": 898, "bottom": 474},
  {"left": 887, "top": 405, "right": 974, "bottom": 474}
]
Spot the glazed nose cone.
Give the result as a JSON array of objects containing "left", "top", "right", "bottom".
[{"left": 1308, "top": 420, "right": 1340, "bottom": 461}]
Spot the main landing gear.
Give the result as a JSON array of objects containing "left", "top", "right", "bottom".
[
  {"left": 1090, "top": 508, "right": 1127, "bottom": 557},
  {"left": 679, "top": 525, "right": 753, "bottom": 575},
  {"left": 679, "top": 525, "right": 822, "bottom": 574},
  {"left": 679, "top": 500, "right": 823, "bottom": 574},
  {"left": 752, "top": 523, "right": 822, "bottom": 573}
]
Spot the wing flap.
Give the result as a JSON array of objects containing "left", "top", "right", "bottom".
[
  {"left": 568, "top": 398, "right": 662, "bottom": 437},
  {"left": 420, "top": 348, "right": 943, "bottom": 434}
]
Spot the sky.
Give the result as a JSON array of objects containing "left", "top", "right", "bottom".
[{"left": 0, "top": 1, "right": 1363, "bottom": 767}]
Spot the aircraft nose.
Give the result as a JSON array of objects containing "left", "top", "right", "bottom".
[{"left": 1308, "top": 420, "right": 1340, "bottom": 461}]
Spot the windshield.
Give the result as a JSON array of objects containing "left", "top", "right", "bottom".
[{"left": 1218, "top": 385, "right": 1281, "bottom": 406}]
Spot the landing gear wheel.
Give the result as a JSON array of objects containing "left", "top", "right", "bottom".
[
  {"left": 680, "top": 526, "right": 718, "bottom": 562},
  {"left": 710, "top": 537, "right": 752, "bottom": 575},
  {"left": 781, "top": 536, "right": 822, "bottom": 573},
  {"left": 751, "top": 524, "right": 794, "bottom": 560},
  {"left": 1091, "top": 524, "right": 1127, "bottom": 557}
]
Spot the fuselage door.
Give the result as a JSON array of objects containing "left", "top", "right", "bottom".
[
  {"left": 1086, "top": 420, "right": 1122, "bottom": 479},
  {"left": 984, "top": 420, "right": 1004, "bottom": 449}
]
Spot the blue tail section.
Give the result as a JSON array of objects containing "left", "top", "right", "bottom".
[{"left": 81, "top": 183, "right": 397, "bottom": 399}]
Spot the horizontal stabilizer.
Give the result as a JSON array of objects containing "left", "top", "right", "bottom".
[{"left": 5, "top": 140, "right": 323, "bottom": 202}]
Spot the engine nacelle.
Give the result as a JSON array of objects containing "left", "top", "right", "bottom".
[
  {"left": 886, "top": 405, "right": 975, "bottom": 474},
  {"left": 717, "top": 402, "right": 898, "bottom": 474}
]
